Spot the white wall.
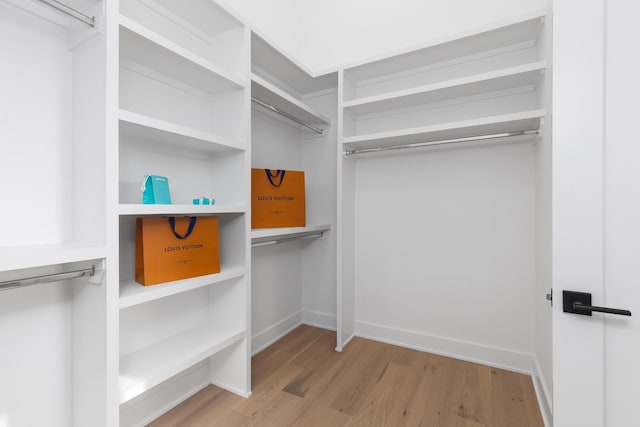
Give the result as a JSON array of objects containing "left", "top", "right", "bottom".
[
  {"left": 354, "top": 143, "right": 536, "bottom": 371},
  {"left": 0, "top": 1, "right": 72, "bottom": 246}
]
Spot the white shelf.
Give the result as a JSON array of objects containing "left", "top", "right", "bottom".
[
  {"left": 344, "top": 62, "right": 546, "bottom": 116},
  {"left": 252, "top": 74, "right": 331, "bottom": 126},
  {"left": 119, "top": 109, "right": 245, "bottom": 153},
  {"left": 0, "top": 243, "right": 106, "bottom": 272},
  {"left": 345, "top": 13, "right": 545, "bottom": 83},
  {"left": 251, "top": 224, "right": 331, "bottom": 245},
  {"left": 119, "top": 324, "right": 245, "bottom": 404},
  {"left": 119, "top": 16, "right": 245, "bottom": 94},
  {"left": 118, "top": 204, "right": 246, "bottom": 216},
  {"left": 119, "top": 265, "right": 246, "bottom": 309},
  {"left": 342, "top": 110, "right": 545, "bottom": 152},
  {"left": 251, "top": 32, "right": 337, "bottom": 96}
]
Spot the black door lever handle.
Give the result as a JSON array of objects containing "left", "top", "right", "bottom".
[
  {"left": 563, "top": 290, "right": 632, "bottom": 317},
  {"left": 572, "top": 301, "right": 631, "bottom": 316}
]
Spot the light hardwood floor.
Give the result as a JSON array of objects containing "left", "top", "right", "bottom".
[{"left": 150, "top": 325, "right": 544, "bottom": 426}]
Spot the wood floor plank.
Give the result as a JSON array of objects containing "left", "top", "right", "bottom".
[
  {"left": 290, "top": 406, "right": 351, "bottom": 427},
  {"left": 151, "top": 326, "right": 545, "bottom": 427},
  {"left": 328, "top": 339, "right": 406, "bottom": 415},
  {"left": 519, "top": 374, "right": 546, "bottom": 427},
  {"left": 452, "top": 361, "right": 492, "bottom": 425},
  {"left": 490, "top": 368, "right": 543, "bottom": 427},
  {"left": 283, "top": 332, "right": 346, "bottom": 398},
  {"left": 346, "top": 362, "right": 414, "bottom": 426},
  {"left": 232, "top": 363, "right": 304, "bottom": 417}
]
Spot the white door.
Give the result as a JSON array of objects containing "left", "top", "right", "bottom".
[{"left": 553, "top": 0, "right": 639, "bottom": 426}]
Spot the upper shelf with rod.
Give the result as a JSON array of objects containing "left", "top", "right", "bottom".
[
  {"left": 4, "top": 0, "right": 102, "bottom": 47},
  {"left": 343, "top": 110, "right": 544, "bottom": 156},
  {"left": 251, "top": 74, "right": 330, "bottom": 134},
  {"left": 251, "top": 32, "right": 337, "bottom": 97},
  {"left": 340, "top": 11, "right": 548, "bottom": 157}
]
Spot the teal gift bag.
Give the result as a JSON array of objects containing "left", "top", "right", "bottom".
[{"left": 142, "top": 175, "right": 172, "bottom": 204}]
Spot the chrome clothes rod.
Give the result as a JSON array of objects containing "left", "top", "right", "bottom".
[
  {"left": 252, "top": 232, "right": 324, "bottom": 248},
  {"left": 0, "top": 266, "right": 96, "bottom": 292},
  {"left": 36, "top": 0, "right": 95, "bottom": 27},
  {"left": 343, "top": 130, "right": 540, "bottom": 156},
  {"left": 251, "top": 97, "right": 324, "bottom": 135}
]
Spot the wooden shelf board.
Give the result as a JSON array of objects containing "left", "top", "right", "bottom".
[
  {"left": 119, "top": 109, "right": 245, "bottom": 153},
  {"left": 119, "top": 324, "right": 245, "bottom": 404},
  {"left": 119, "top": 265, "right": 246, "bottom": 309},
  {"left": 344, "top": 62, "right": 546, "bottom": 116},
  {"left": 342, "top": 110, "right": 545, "bottom": 151},
  {"left": 252, "top": 74, "right": 331, "bottom": 126},
  {"left": 251, "top": 224, "right": 331, "bottom": 245},
  {"left": 118, "top": 204, "right": 246, "bottom": 216},
  {"left": 345, "top": 13, "right": 545, "bottom": 82},
  {"left": 119, "top": 16, "right": 245, "bottom": 94},
  {"left": 0, "top": 243, "right": 106, "bottom": 272}
]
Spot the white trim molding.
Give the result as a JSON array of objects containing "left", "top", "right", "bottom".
[{"left": 355, "top": 320, "right": 533, "bottom": 374}]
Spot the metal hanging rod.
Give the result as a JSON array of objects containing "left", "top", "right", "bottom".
[
  {"left": 343, "top": 129, "right": 540, "bottom": 157},
  {"left": 36, "top": 0, "right": 95, "bottom": 27},
  {"left": 251, "top": 97, "right": 324, "bottom": 135},
  {"left": 0, "top": 266, "right": 96, "bottom": 292},
  {"left": 252, "top": 232, "right": 325, "bottom": 248}
]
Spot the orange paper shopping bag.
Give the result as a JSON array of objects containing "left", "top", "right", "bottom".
[
  {"left": 252, "top": 168, "right": 306, "bottom": 228},
  {"left": 135, "top": 216, "right": 220, "bottom": 286}
]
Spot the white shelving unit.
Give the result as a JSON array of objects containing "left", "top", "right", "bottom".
[
  {"left": 341, "top": 13, "right": 546, "bottom": 152},
  {"left": 250, "top": 31, "right": 338, "bottom": 352},
  {"left": 337, "top": 12, "right": 549, "bottom": 349},
  {"left": 0, "top": 0, "right": 113, "bottom": 425},
  {"left": 1, "top": 2, "right": 552, "bottom": 426},
  {"left": 116, "top": 1, "right": 251, "bottom": 425}
]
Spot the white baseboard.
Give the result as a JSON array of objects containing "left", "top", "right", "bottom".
[
  {"left": 302, "top": 309, "right": 336, "bottom": 330},
  {"left": 532, "top": 356, "right": 553, "bottom": 427},
  {"left": 355, "top": 320, "right": 532, "bottom": 374},
  {"left": 251, "top": 310, "right": 303, "bottom": 355}
]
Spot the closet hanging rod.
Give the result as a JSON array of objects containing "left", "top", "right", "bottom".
[
  {"left": 251, "top": 97, "right": 324, "bottom": 135},
  {"left": 0, "top": 266, "right": 96, "bottom": 292},
  {"left": 252, "top": 232, "right": 325, "bottom": 248},
  {"left": 344, "top": 129, "right": 540, "bottom": 156},
  {"left": 36, "top": 0, "right": 95, "bottom": 27}
]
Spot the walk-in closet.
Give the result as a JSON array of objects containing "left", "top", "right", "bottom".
[{"left": 2, "top": 0, "right": 638, "bottom": 426}]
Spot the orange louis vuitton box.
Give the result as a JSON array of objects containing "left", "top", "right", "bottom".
[
  {"left": 135, "top": 216, "right": 220, "bottom": 286},
  {"left": 252, "top": 168, "right": 306, "bottom": 228}
]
